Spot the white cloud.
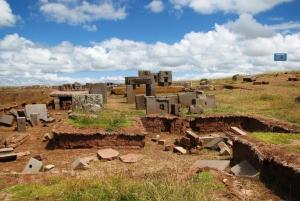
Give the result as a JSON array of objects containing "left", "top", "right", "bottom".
[
  {"left": 224, "top": 13, "right": 276, "bottom": 39},
  {"left": 40, "top": 1, "right": 127, "bottom": 25},
  {"left": 0, "top": 14, "right": 300, "bottom": 85},
  {"left": 83, "top": 24, "right": 97, "bottom": 32},
  {"left": 145, "top": 1, "right": 164, "bottom": 13},
  {"left": 0, "top": 0, "right": 19, "bottom": 27},
  {"left": 169, "top": 0, "right": 292, "bottom": 15}
]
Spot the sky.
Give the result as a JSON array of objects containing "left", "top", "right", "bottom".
[{"left": 0, "top": 0, "right": 300, "bottom": 86}]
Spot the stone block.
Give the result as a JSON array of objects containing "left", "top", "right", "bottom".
[
  {"left": 166, "top": 95, "right": 178, "bottom": 104},
  {"left": 135, "top": 95, "right": 145, "bottom": 110},
  {"left": 171, "top": 104, "right": 181, "bottom": 116},
  {"left": 0, "top": 148, "right": 17, "bottom": 162},
  {"left": 199, "top": 136, "right": 215, "bottom": 144},
  {"left": 44, "top": 164, "right": 55, "bottom": 171},
  {"left": 90, "top": 83, "right": 107, "bottom": 103},
  {"left": 158, "top": 140, "right": 166, "bottom": 145},
  {"left": 205, "top": 137, "right": 224, "bottom": 150},
  {"left": 23, "top": 157, "right": 44, "bottom": 173},
  {"left": 231, "top": 160, "right": 259, "bottom": 177},
  {"left": 97, "top": 149, "right": 119, "bottom": 161},
  {"left": 72, "top": 94, "right": 103, "bottom": 111},
  {"left": 53, "top": 97, "right": 60, "bottom": 110},
  {"left": 180, "top": 137, "right": 190, "bottom": 148},
  {"left": 0, "top": 114, "right": 14, "bottom": 126},
  {"left": 30, "top": 113, "right": 40, "bottom": 126},
  {"left": 119, "top": 154, "right": 144, "bottom": 163},
  {"left": 189, "top": 105, "right": 204, "bottom": 114},
  {"left": 173, "top": 146, "right": 187, "bottom": 154},
  {"left": 25, "top": 104, "right": 48, "bottom": 121},
  {"left": 186, "top": 130, "right": 199, "bottom": 147},
  {"left": 71, "top": 158, "right": 89, "bottom": 170},
  {"left": 178, "top": 93, "right": 196, "bottom": 107},
  {"left": 9, "top": 108, "right": 19, "bottom": 117},
  {"left": 146, "top": 97, "right": 171, "bottom": 115},
  {"left": 17, "top": 117, "right": 26, "bottom": 132},
  {"left": 217, "top": 142, "right": 227, "bottom": 150},
  {"left": 126, "top": 84, "right": 136, "bottom": 104},
  {"left": 220, "top": 147, "right": 231, "bottom": 155},
  {"left": 164, "top": 144, "right": 174, "bottom": 151},
  {"left": 146, "top": 83, "right": 156, "bottom": 96},
  {"left": 190, "top": 160, "right": 230, "bottom": 171},
  {"left": 231, "top": 127, "right": 247, "bottom": 136}
]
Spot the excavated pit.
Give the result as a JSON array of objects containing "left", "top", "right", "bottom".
[{"left": 52, "top": 117, "right": 146, "bottom": 149}]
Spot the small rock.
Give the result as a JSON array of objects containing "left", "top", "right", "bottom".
[{"left": 44, "top": 164, "right": 55, "bottom": 170}]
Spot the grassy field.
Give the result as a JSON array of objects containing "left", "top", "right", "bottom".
[{"left": 1, "top": 70, "right": 300, "bottom": 201}]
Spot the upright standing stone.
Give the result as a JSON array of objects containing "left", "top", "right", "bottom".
[
  {"left": 17, "top": 117, "right": 26, "bottom": 132},
  {"left": 30, "top": 113, "right": 40, "bottom": 126},
  {"left": 146, "top": 84, "right": 156, "bottom": 96},
  {"left": 126, "top": 85, "right": 136, "bottom": 104},
  {"left": 135, "top": 95, "right": 145, "bottom": 110},
  {"left": 53, "top": 97, "right": 60, "bottom": 110},
  {"left": 90, "top": 83, "right": 107, "bottom": 103}
]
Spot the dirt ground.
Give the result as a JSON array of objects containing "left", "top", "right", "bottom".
[{"left": 1, "top": 72, "right": 300, "bottom": 200}]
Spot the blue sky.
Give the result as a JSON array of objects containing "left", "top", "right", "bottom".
[{"left": 0, "top": 0, "right": 300, "bottom": 86}]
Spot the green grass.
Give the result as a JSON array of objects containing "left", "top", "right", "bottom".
[
  {"left": 248, "top": 132, "right": 300, "bottom": 144},
  {"left": 68, "top": 108, "right": 142, "bottom": 131},
  {"left": 3, "top": 172, "right": 225, "bottom": 201}
]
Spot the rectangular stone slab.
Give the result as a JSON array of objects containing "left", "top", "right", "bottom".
[
  {"left": 0, "top": 114, "right": 14, "bottom": 125},
  {"left": 230, "top": 160, "right": 259, "bottom": 177},
  {"left": 190, "top": 160, "right": 230, "bottom": 171},
  {"left": 25, "top": 104, "right": 47, "bottom": 121},
  {"left": 23, "top": 157, "right": 44, "bottom": 173},
  {"left": 204, "top": 137, "right": 224, "bottom": 149}
]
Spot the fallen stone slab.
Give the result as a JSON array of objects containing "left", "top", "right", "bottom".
[
  {"left": 231, "top": 127, "right": 247, "bottom": 136},
  {"left": 186, "top": 130, "right": 199, "bottom": 147},
  {"left": 198, "top": 136, "right": 215, "bottom": 144},
  {"left": 71, "top": 158, "right": 89, "bottom": 170},
  {"left": 16, "top": 151, "right": 30, "bottom": 157},
  {"left": 120, "top": 154, "right": 145, "bottom": 163},
  {"left": 204, "top": 137, "right": 224, "bottom": 150},
  {"left": 220, "top": 147, "right": 231, "bottom": 155},
  {"left": 190, "top": 160, "right": 230, "bottom": 171},
  {"left": 0, "top": 114, "right": 14, "bottom": 126},
  {"left": 25, "top": 104, "right": 48, "bottom": 121},
  {"left": 0, "top": 148, "right": 17, "bottom": 162},
  {"left": 44, "top": 164, "right": 55, "bottom": 171},
  {"left": 23, "top": 157, "right": 44, "bottom": 173},
  {"left": 231, "top": 160, "right": 259, "bottom": 177},
  {"left": 97, "top": 149, "right": 119, "bottom": 161},
  {"left": 173, "top": 146, "right": 187, "bottom": 154}
]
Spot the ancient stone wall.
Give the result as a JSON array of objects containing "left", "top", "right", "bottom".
[{"left": 141, "top": 115, "right": 296, "bottom": 134}]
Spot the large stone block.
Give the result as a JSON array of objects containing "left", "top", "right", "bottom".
[
  {"left": 146, "top": 97, "right": 171, "bottom": 115},
  {"left": 189, "top": 105, "right": 204, "bottom": 114},
  {"left": 135, "top": 95, "right": 145, "bottom": 110},
  {"left": 25, "top": 104, "right": 47, "bottom": 121},
  {"left": 72, "top": 94, "right": 103, "bottom": 112},
  {"left": 171, "top": 104, "right": 181, "bottom": 116},
  {"left": 0, "top": 114, "right": 14, "bottom": 126},
  {"left": 146, "top": 83, "right": 156, "bottom": 96},
  {"left": 126, "top": 84, "right": 136, "bottom": 104},
  {"left": 178, "top": 93, "right": 196, "bottom": 107},
  {"left": 90, "top": 83, "right": 107, "bottom": 103},
  {"left": 17, "top": 117, "right": 26, "bottom": 132},
  {"left": 23, "top": 157, "right": 44, "bottom": 173}
]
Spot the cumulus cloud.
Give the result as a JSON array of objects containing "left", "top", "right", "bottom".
[
  {"left": 169, "top": 0, "right": 292, "bottom": 15},
  {"left": 39, "top": 0, "right": 127, "bottom": 25},
  {"left": 0, "top": 0, "right": 19, "bottom": 27},
  {"left": 0, "top": 14, "right": 300, "bottom": 85},
  {"left": 83, "top": 24, "right": 97, "bottom": 32},
  {"left": 224, "top": 13, "right": 276, "bottom": 39},
  {"left": 145, "top": 0, "right": 164, "bottom": 13}
]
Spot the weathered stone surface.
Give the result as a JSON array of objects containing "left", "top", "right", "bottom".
[
  {"left": 17, "top": 117, "right": 26, "bottom": 132},
  {"left": 97, "top": 149, "right": 119, "bottom": 161},
  {"left": 120, "top": 154, "right": 144, "bottom": 163},
  {"left": 205, "top": 138, "right": 224, "bottom": 150},
  {"left": 30, "top": 113, "right": 40, "bottom": 126},
  {"left": 231, "top": 160, "right": 259, "bottom": 177},
  {"left": 231, "top": 127, "right": 247, "bottom": 136},
  {"left": 23, "top": 157, "right": 44, "bottom": 173},
  {"left": 178, "top": 93, "right": 196, "bottom": 107},
  {"left": 146, "top": 97, "right": 171, "bottom": 115},
  {"left": 9, "top": 108, "right": 19, "bottom": 117},
  {"left": 158, "top": 140, "right": 166, "bottom": 145},
  {"left": 164, "top": 144, "right": 174, "bottom": 151},
  {"left": 199, "top": 136, "right": 215, "bottom": 144},
  {"left": 190, "top": 160, "right": 230, "bottom": 171},
  {"left": 189, "top": 105, "right": 204, "bottom": 114},
  {"left": 217, "top": 142, "right": 227, "bottom": 150},
  {"left": 220, "top": 147, "right": 231, "bottom": 155},
  {"left": 179, "top": 137, "right": 190, "bottom": 148},
  {"left": 0, "top": 148, "right": 17, "bottom": 162},
  {"left": 0, "top": 114, "right": 14, "bottom": 126},
  {"left": 5, "top": 133, "right": 30, "bottom": 149},
  {"left": 44, "top": 164, "right": 55, "bottom": 170},
  {"left": 71, "top": 158, "right": 88, "bottom": 170},
  {"left": 25, "top": 104, "right": 48, "bottom": 121},
  {"left": 72, "top": 94, "right": 103, "bottom": 112},
  {"left": 135, "top": 95, "right": 145, "bottom": 110},
  {"left": 186, "top": 130, "right": 199, "bottom": 147},
  {"left": 173, "top": 146, "right": 187, "bottom": 154}
]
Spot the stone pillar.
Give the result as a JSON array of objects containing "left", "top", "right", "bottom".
[
  {"left": 54, "top": 97, "right": 60, "bottom": 110},
  {"left": 90, "top": 83, "right": 107, "bottom": 103},
  {"left": 126, "top": 84, "right": 136, "bottom": 104},
  {"left": 17, "top": 117, "right": 26, "bottom": 132},
  {"left": 135, "top": 95, "right": 145, "bottom": 110},
  {"left": 146, "top": 83, "right": 156, "bottom": 96},
  {"left": 30, "top": 113, "right": 40, "bottom": 126}
]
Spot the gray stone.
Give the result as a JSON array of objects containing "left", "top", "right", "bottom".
[
  {"left": 191, "top": 160, "right": 230, "bottom": 171},
  {"left": 231, "top": 127, "right": 247, "bottom": 136},
  {"left": 0, "top": 148, "right": 17, "bottom": 162},
  {"left": 199, "top": 136, "right": 215, "bottom": 144},
  {"left": 23, "top": 157, "right": 44, "bottom": 173},
  {"left": 205, "top": 137, "right": 224, "bottom": 150},
  {"left": 126, "top": 84, "right": 136, "bottom": 104},
  {"left": 135, "top": 95, "right": 145, "bottom": 110},
  {"left": 30, "top": 113, "right": 40, "bottom": 126},
  {"left": 72, "top": 94, "right": 103, "bottom": 111},
  {"left": 90, "top": 83, "right": 107, "bottom": 103},
  {"left": 71, "top": 158, "right": 88, "bottom": 170},
  {"left": 146, "top": 97, "right": 171, "bottom": 115},
  {"left": 231, "top": 160, "right": 259, "bottom": 177},
  {"left": 0, "top": 114, "right": 14, "bottom": 126},
  {"left": 97, "top": 149, "right": 119, "bottom": 161},
  {"left": 119, "top": 154, "right": 144, "bottom": 163},
  {"left": 25, "top": 104, "right": 48, "bottom": 121},
  {"left": 9, "top": 108, "right": 19, "bottom": 117},
  {"left": 178, "top": 93, "right": 196, "bottom": 107},
  {"left": 17, "top": 117, "right": 26, "bottom": 132},
  {"left": 171, "top": 104, "right": 181, "bottom": 116},
  {"left": 44, "top": 164, "right": 55, "bottom": 170},
  {"left": 189, "top": 104, "right": 204, "bottom": 114},
  {"left": 173, "top": 146, "right": 187, "bottom": 154},
  {"left": 220, "top": 147, "right": 231, "bottom": 155}
]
